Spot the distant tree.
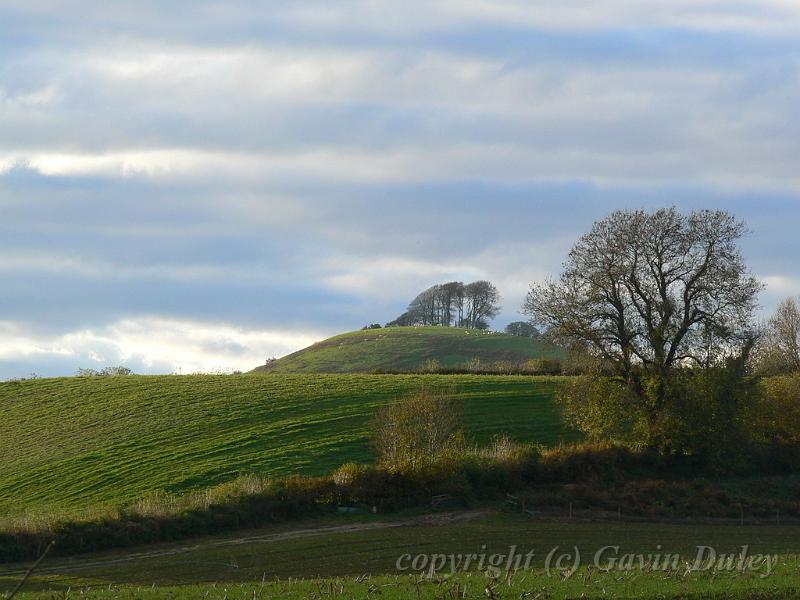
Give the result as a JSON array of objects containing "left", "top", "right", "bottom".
[
  {"left": 437, "top": 281, "right": 463, "bottom": 327},
  {"left": 407, "top": 285, "right": 440, "bottom": 326},
  {"left": 755, "top": 297, "right": 800, "bottom": 374},
  {"left": 385, "top": 312, "right": 414, "bottom": 327},
  {"left": 77, "top": 366, "right": 133, "bottom": 377},
  {"left": 474, "top": 318, "right": 489, "bottom": 330},
  {"left": 362, "top": 323, "right": 382, "bottom": 330},
  {"left": 100, "top": 366, "right": 132, "bottom": 376},
  {"left": 389, "top": 280, "right": 501, "bottom": 329},
  {"left": 505, "top": 321, "right": 540, "bottom": 338},
  {"left": 462, "top": 280, "right": 501, "bottom": 329}
]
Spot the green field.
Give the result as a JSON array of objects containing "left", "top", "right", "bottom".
[
  {"left": 0, "top": 374, "right": 572, "bottom": 515},
  {"left": 252, "top": 326, "right": 562, "bottom": 373},
  {"left": 3, "top": 512, "right": 799, "bottom": 599}
]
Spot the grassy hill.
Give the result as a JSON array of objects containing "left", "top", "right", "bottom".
[
  {"left": 252, "top": 326, "right": 562, "bottom": 373},
  {"left": 0, "top": 374, "right": 573, "bottom": 515}
]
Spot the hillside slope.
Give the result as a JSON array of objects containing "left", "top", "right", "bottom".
[
  {"left": 253, "top": 326, "right": 562, "bottom": 373},
  {"left": 0, "top": 374, "right": 573, "bottom": 514}
]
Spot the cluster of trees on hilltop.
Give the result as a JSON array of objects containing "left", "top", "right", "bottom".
[
  {"left": 504, "top": 321, "right": 540, "bottom": 338},
  {"left": 387, "top": 280, "right": 501, "bottom": 329}
]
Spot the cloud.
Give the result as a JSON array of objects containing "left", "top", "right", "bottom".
[
  {"left": 763, "top": 276, "right": 800, "bottom": 298},
  {"left": 0, "top": 318, "right": 324, "bottom": 379},
  {"left": 0, "top": 1, "right": 799, "bottom": 377},
  {"left": 323, "top": 257, "right": 486, "bottom": 302},
  {"left": 7, "top": 1, "right": 800, "bottom": 39},
  {"left": 1, "top": 27, "right": 798, "bottom": 190}
]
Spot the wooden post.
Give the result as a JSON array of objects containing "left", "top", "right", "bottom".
[{"left": 7, "top": 541, "right": 55, "bottom": 600}]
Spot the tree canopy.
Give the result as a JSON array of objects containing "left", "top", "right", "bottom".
[
  {"left": 524, "top": 208, "right": 761, "bottom": 383},
  {"left": 505, "top": 321, "right": 540, "bottom": 338},
  {"left": 755, "top": 296, "right": 800, "bottom": 375},
  {"left": 524, "top": 207, "right": 762, "bottom": 446},
  {"left": 387, "top": 280, "right": 501, "bottom": 329}
]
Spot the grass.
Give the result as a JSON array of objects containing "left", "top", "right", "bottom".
[
  {"left": 3, "top": 512, "right": 799, "bottom": 598},
  {"left": 252, "top": 326, "right": 563, "bottom": 373},
  {"left": 9, "top": 574, "right": 800, "bottom": 600},
  {"left": 0, "top": 374, "right": 573, "bottom": 515}
]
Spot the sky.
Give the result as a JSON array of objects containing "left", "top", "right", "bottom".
[{"left": 1, "top": 1, "right": 799, "bottom": 378}]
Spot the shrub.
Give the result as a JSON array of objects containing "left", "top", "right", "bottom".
[
  {"left": 462, "top": 357, "right": 484, "bottom": 373},
  {"left": 756, "top": 374, "right": 800, "bottom": 446},
  {"left": 491, "top": 360, "right": 515, "bottom": 374},
  {"left": 519, "top": 359, "right": 562, "bottom": 375},
  {"left": 332, "top": 462, "right": 369, "bottom": 487},
  {"left": 371, "top": 388, "right": 464, "bottom": 472},
  {"left": 129, "top": 490, "right": 179, "bottom": 518},
  {"left": 652, "top": 359, "right": 763, "bottom": 474},
  {"left": 417, "top": 358, "right": 442, "bottom": 373},
  {"left": 556, "top": 376, "right": 637, "bottom": 443}
]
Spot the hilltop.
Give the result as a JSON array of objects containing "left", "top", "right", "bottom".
[{"left": 252, "top": 326, "right": 562, "bottom": 373}]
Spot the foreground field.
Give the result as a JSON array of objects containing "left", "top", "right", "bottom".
[
  {"left": 0, "top": 374, "right": 570, "bottom": 514},
  {"left": 252, "top": 326, "right": 563, "bottom": 373},
  {"left": 3, "top": 512, "right": 799, "bottom": 598}
]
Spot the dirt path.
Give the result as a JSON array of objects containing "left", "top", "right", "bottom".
[{"left": 0, "top": 510, "right": 491, "bottom": 577}]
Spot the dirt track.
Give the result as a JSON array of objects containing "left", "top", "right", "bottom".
[{"left": 0, "top": 510, "right": 491, "bottom": 577}]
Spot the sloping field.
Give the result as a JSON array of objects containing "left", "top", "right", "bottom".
[
  {"left": 0, "top": 374, "right": 571, "bottom": 514},
  {"left": 252, "top": 326, "right": 562, "bottom": 373}
]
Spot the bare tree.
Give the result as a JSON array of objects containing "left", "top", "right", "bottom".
[
  {"left": 437, "top": 281, "right": 463, "bottom": 327},
  {"left": 370, "top": 389, "right": 463, "bottom": 472},
  {"left": 389, "top": 280, "right": 500, "bottom": 329},
  {"left": 408, "top": 285, "right": 440, "bottom": 325},
  {"left": 757, "top": 297, "right": 800, "bottom": 374},
  {"left": 524, "top": 207, "right": 762, "bottom": 412},
  {"left": 463, "top": 281, "right": 501, "bottom": 329}
]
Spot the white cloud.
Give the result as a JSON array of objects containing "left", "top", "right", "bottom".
[
  {"left": 763, "top": 275, "right": 800, "bottom": 298},
  {"left": 87, "top": 46, "right": 369, "bottom": 101},
  {"left": 323, "top": 257, "right": 486, "bottom": 302},
  {"left": 2, "top": 40, "right": 796, "bottom": 191},
  {"left": 8, "top": 138, "right": 798, "bottom": 192},
  {"left": 0, "top": 318, "right": 324, "bottom": 375}
]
